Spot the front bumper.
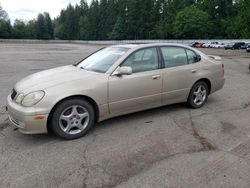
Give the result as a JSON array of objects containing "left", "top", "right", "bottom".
[{"left": 6, "top": 94, "right": 48, "bottom": 134}]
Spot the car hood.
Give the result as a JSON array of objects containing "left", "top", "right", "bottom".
[{"left": 15, "top": 65, "right": 100, "bottom": 92}]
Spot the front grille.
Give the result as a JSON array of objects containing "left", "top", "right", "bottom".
[{"left": 11, "top": 89, "right": 17, "bottom": 100}]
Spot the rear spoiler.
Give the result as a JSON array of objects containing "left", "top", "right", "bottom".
[{"left": 208, "top": 55, "right": 222, "bottom": 61}]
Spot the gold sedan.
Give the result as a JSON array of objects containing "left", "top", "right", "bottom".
[{"left": 7, "top": 43, "right": 225, "bottom": 139}]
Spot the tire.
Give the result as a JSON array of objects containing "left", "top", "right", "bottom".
[
  {"left": 187, "top": 81, "right": 209, "bottom": 109},
  {"left": 50, "top": 98, "right": 95, "bottom": 140}
]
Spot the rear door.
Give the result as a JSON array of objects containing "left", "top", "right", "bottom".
[{"left": 160, "top": 46, "right": 201, "bottom": 105}]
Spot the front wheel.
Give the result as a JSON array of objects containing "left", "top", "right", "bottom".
[
  {"left": 187, "top": 81, "right": 209, "bottom": 109},
  {"left": 50, "top": 98, "right": 95, "bottom": 140}
]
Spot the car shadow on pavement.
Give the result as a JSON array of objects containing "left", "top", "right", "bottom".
[
  {"left": 92, "top": 103, "right": 186, "bottom": 132},
  {"left": 91, "top": 96, "right": 220, "bottom": 135}
]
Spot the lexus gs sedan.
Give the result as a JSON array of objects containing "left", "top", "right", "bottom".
[{"left": 7, "top": 43, "right": 225, "bottom": 139}]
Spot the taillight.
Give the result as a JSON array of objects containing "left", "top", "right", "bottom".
[{"left": 222, "top": 64, "right": 225, "bottom": 75}]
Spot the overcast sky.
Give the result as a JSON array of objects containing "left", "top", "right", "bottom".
[{"left": 1, "top": 0, "right": 90, "bottom": 22}]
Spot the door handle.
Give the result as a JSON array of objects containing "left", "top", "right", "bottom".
[
  {"left": 152, "top": 75, "right": 161, "bottom": 80},
  {"left": 191, "top": 69, "right": 198, "bottom": 73}
]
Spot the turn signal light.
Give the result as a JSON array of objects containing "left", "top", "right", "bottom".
[{"left": 35, "top": 115, "right": 45, "bottom": 120}]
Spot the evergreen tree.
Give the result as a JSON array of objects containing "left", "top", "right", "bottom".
[
  {"left": 174, "top": 5, "right": 212, "bottom": 39},
  {"left": 54, "top": 21, "right": 65, "bottom": 39},
  {"left": 0, "top": 4, "right": 12, "bottom": 38},
  {"left": 226, "top": 0, "right": 250, "bottom": 38},
  {"left": 109, "top": 16, "right": 126, "bottom": 40},
  {"left": 26, "top": 20, "right": 38, "bottom": 39},
  {"left": 56, "top": 4, "right": 80, "bottom": 40},
  {"left": 79, "top": 16, "right": 90, "bottom": 40},
  {"left": 88, "top": 0, "right": 100, "bottom": 40},
  {"left": 37, "top": 13, "right": 49, "bottom": 39},
  {"left": 13, "top": 19, "right": 29, "bottom": 39},
  {"left": 0, "top": 19, "right": 12, "bottom": 38},
  {"left": 44, "top": 12, "right": 54, "bottom": 39}
]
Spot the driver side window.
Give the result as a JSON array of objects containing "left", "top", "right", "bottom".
[{"left": 121, "top": 48, "right": 159, "bottom": 73}]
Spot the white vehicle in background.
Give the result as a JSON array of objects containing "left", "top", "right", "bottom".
[
  {"left": 203, "top": 42, "right": 218, "bottom": 48},
  {"left": 213, "top": 42, "right": 228, "bottom": 48},
  {"left": 210, "top": 43, "right": 218, "bottom": 48},
  {"left": 202, "top": 42, "right": 211, "bottom": 48}
]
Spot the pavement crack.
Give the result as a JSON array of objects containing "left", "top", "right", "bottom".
[
  {"left": 81, "top": 132, "right": 97, "bottom": 188},
  {"left": 106, "top": 149, "right": 215, "bottom": 188},
  {"left": 188, "top": 111, "right": 216, "bottom": 151},
  {"left": 174, "top": 111, "right": 216, "bottom": 152},
  {"left": 243, "top": 102, "right": 250, "bottom": 109}
]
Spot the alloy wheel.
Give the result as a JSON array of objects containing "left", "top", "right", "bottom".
[
  {"left": 192, "top": 85, "right": 207, "bottom": 106},
  {"left": 59, "top": 105, "right": 90, "bottom": 135}
]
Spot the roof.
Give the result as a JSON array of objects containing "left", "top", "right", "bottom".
[
  {"left": 113, "top": 43, "right": 191, "bottom": 49},
  {"left": 112, "top": 44, "right": 138, "bottom": 49},
  {"left": 110, "top": 43, "right": 204, "bottom": 55}
]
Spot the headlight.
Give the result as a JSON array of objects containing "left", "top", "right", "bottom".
[
  {"left": 21, "top": 91, "right": 45, "bottom": 107},
  {"left": 15, "top": 93, "right": 24, "bottom": 104}
]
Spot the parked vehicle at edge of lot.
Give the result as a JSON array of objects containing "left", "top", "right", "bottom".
[
  {"left": 190, "top": 42, "right": 199, "bottom": 47},
  {"left": 225, "top": 42, "right": 245, "bottom": 50},
  {"left": 202, "top": 42, "right": 210, "bottom": 48},
  {"left": 195, "top": 42, "right": 204, "bottom": 48},
  {"left": 190, "top": 42, "right": 204, "bottom": 48},
  {"left": 210, "top": 43, "right": 218, "bottom": 48},
  {"left": 6, "top": 43, "right": 226, "bottom": 140},
  {"left": 241, "top": 43, "right": 250, "bottom": 49},
  {"left": 203, "top": 42, "right": 218, "bottom": 48},
  {"left": 210, "top": 42, "right": 221, "bottom": 48},
  {"left": 213, "top": 42, "right": 228, "bottom": 48},
  {"left": 247, "top": 45, "right": 250, "bottom": 53}
]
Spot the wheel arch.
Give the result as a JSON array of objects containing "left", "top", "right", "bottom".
[
  {"left": 47, "top": 95, "right": 99, "bottom": 133},
  {"left": 193, "top": 78, "right": 211, "bottom": 95}
]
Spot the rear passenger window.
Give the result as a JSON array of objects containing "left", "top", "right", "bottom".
[
  {"left": 186, "top": 49, "right": 198, "bottom": 64},
  {"left": 161, "top": 47, "right": 188, "bottom": 68}
]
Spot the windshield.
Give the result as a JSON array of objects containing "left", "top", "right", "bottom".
[{"left": 77, "top": 47, "right": 129, "bottom": 73}]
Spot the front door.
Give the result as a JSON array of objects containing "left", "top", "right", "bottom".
[{"left": 108, "top": 47, "right": 162, "bottom": 115}]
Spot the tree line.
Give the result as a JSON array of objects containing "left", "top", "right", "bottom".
[
  {"left": 0, "top": 0, "right": 250, "bottom": 40},
  {"left": 0, "top": 8, "right": 54, "bottom": 39}
]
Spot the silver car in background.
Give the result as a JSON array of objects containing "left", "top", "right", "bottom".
[{"left": 7, "top": 43, "right": 225, "bottom": 139}]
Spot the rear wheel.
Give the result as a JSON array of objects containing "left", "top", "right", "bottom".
[
  {"left": 50, "top": 98, "right": 95, "bottom": 140},
  {"left": 187, "top": 81, "right": 209, "bottom": 109}
]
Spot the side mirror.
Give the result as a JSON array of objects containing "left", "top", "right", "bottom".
[{"left": 115, "top": 66, "right": 132, "bottom": 76}]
